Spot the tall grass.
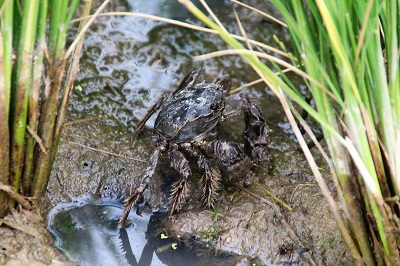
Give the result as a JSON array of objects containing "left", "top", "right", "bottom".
[
  {"left": 179, "top": 0, "right": 399, "bottom": 264},
  {"left": 0, "top": 0, "right": 108, "bottom": 216}
]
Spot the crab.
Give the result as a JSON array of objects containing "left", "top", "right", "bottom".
[{"left": 118, "top": 70, "right": 269, "bottom": 228}]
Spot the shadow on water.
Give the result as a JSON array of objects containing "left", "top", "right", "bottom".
[{"left": 48, "top": 197, "right": 244, "bottom": 266}]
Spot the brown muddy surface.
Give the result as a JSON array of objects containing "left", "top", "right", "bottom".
[
  {"left": 1, "top": 0, "right": 352, "bottom": 265},
  {"left": 0, "top": 210, "right": 73, "bottom": 266}
]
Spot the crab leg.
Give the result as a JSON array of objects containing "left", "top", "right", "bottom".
[
  {"left": 118, "top": 148, "right": 160, "bottom": 228},
  {"left": 131, "top": 98, "right": 164, "bottom": 143},
  {"left": 196, "top": 155, "right": 220, "bottom": 207},
  {"left": 173, "top": 69, "right": 200, "bottom": 94},
  {"left": 169, "top": 150, "right": 191, "bottom": 214},
  {"left": 180, "top": 146, "right": 221, "bottom": 208}
]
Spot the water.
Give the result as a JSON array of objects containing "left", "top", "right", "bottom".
[{"left": 48, "top": 197, "right": 243, "bottom": 266}]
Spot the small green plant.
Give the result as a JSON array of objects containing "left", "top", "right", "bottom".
[
  {"left": 202, "top": 224, "right": 221, "bottom": 242},
  {"left": 206, "top": 205, "right": 222, "bottom": 222}
]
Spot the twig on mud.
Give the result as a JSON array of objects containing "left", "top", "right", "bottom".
[
  {"left": 232, "top": 183, "right": 274, "bottom": 207},
  {"left": 289, "top": 183, "right": 317, "bottom": 203},
  {"left": 69, "top": 141, "right": 146, "bottom": 162},
  {"left": 64, "top": 115, "right": 103, "bottom": 126},
  {"left": 336, "top": 247, "right": 347, "bottom": 264},
  {"left": 0, "top": 182, "right": 32, "bottom": 210},
  {"left": 255, "top": 181, "right": 292, "bottom": 211}
]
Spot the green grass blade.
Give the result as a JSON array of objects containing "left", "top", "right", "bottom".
[
  {"left": 0, "top": 0, "right": 13, "bottom": 213},
  {"left": 10, "top": 0, "right": 40, "bottom": 192},
  {"left": 21, "top": 0, "right": 49, "bottom": 195}
]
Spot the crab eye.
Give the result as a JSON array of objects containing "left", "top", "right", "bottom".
[{"left": 210, "top": 102, "right": 220, "bottom": 110}]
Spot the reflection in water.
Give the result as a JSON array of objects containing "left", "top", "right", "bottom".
[
  {"left": 126, "top": 0, "right": 230, "bottom": 20},
  {"left": 48, "top": 197, "right": 241, "bottom": 266}
]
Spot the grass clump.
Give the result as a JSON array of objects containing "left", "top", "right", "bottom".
[
  {"left": 0, "top": 0, "right": 109, "bottom": 216},
  {"left": 178, "top": 0, "right": 399, "bottom": 264}
]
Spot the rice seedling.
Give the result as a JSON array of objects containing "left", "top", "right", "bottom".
[
  {"left": 177, "top": 0, "right": 399, "bottom": 264},
  {"left": 0, "top": 0, "right": 109, "bottom": 216}
]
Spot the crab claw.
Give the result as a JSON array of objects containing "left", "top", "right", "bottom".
[
  {"left": 243, "top": 100, "right": 269, "bottom": 163},
  {"left": 200, "top": 140, "right": 253, "bottom": 183}
]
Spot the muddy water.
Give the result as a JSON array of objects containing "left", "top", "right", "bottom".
[{"left": 46, "top": 0, "right": 352, "bottom": 265}]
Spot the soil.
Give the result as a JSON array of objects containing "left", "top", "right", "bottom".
[{"left": 0, "top": 210, "right": 73, "bottom": 266}]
